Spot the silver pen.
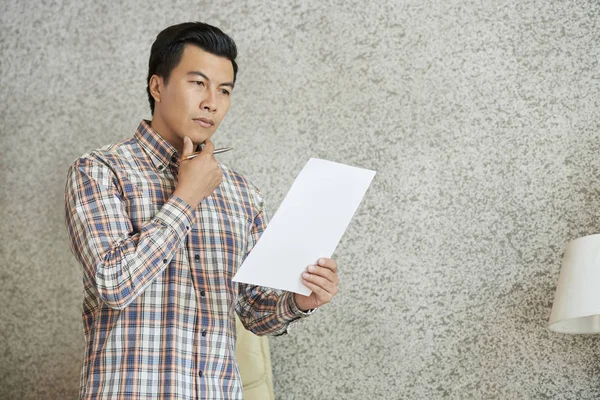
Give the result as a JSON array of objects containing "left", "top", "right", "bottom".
[{"left": 182, "top": 147, "right": 233, "bottom": 161}]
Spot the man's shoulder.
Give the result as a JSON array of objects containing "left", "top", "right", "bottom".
[
  {"left": 70, "top": 137, "right": 138, "bottom": 169},
  {"left": 219, "top": 163, "right": 250, "bottom": 186},
  {"left": 67, "top": 137, "right": 140, "bottom": 187}
]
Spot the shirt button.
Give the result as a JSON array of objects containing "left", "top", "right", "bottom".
[
  {"left": 201, "top": 329, "right": 207, "bottom": 337},
  {"left": 195, "top": 254, "right": 200, "bottom": 261},
  {"left": 199, "top": 370, "right": 203, "bottom": 377},
  {"left": 200, "top": 290, "right": 205, "bottom": 297},
  {"left": 171, "top": 155, "right": 178, "bottom": 163},
  {"left": 163, "top": 259, "right": 168, "bottom": 264}
]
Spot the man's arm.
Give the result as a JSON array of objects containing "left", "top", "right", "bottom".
[
  {"left": 235, "top": 207, "right": 311, "bottom": 336},
  {"left": 65, "top": 137, "right": 222, "bottom": 310},
  {"left": 234, "top": 180, "right": 341, "bottom": 335},
  {"left": 64, "top": 155, "right": 194, "bottom": 310}
]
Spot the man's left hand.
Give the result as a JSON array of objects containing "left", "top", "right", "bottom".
[{"left": 294, "top": 258, "right": 339, "bottom": 312}]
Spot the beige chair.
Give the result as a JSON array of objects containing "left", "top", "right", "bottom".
[{"left": 235, "top": 315, "right": 275, "bottom": 400}]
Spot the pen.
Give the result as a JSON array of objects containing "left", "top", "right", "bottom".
[{"left": 182, "top": 147, "right": 234, "bottom": 161}]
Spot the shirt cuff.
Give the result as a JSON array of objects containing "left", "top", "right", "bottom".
[
  {"left": 153, "top": 195, "right": 195, "bottom": 240},
  {"left": 277, "top": 291, "right": 317, "bottom": 323},
  {"left": 290, "top": 292, "right": 318, "bottom": 316}
]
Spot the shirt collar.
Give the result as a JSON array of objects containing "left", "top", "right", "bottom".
[{"left": 135, "top": 120, "right": 179, "bottom": 171}]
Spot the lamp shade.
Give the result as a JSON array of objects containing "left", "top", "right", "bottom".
[{"left": 549, "top": 234, "right": 600, "bottom": 334}]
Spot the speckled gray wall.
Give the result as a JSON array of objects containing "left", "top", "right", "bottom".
[{"left": 2, "top": 0, "right": 600, "bottom": 399}]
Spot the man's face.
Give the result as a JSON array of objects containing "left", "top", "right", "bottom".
[{"left": 151, "top": 45, "right": 234, "bottom": 151}]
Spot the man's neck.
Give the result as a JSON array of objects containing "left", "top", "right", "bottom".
[{"left": 150, "top": 116, "right": 183, "bottom": 154}]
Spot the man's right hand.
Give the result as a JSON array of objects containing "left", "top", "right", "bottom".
[{"left": 173, "top": 136, "right": 223, "bottom": 207}]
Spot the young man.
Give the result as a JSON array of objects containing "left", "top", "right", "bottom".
[{"left": 64, "top": 22, "right": 339, "bottom": 399}]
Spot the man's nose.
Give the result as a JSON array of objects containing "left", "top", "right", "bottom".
[{"left": 201, "top": 90, "right": 217, "bottom": 112}]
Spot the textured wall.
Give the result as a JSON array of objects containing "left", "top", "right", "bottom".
[{"left": 2, "top": 0, "right": 600, "bottom": 398}]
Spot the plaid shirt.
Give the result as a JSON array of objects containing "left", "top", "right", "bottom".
[{"left": 65, "top": 120, "right": 307, "bottom": 399}]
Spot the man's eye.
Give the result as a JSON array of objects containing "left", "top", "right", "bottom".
[
  {"left": 194, "top": 81, "right": 205, "bottom": 86},
  {"left": 220, "top": 89, "right": 231, "bottom": 95}
]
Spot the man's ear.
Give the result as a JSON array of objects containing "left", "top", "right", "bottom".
[{"left": 149, "top": 74, "right": 163, "bottom": 105}]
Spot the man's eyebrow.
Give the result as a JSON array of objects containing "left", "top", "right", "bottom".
[{"left": 187, "top": 71, "right": 234, "bottom": 88}]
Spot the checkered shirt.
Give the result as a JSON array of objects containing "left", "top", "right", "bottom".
[{"left": 64, "top": 120, "right": 307, "bottom": 399}]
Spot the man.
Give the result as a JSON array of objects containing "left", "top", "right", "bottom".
[{"left": 64, "top": 22, "right": 339, "bottom": 399}]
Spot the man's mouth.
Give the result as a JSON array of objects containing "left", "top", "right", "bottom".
[{"left": 193, "top": 117, "right": 214, "bottom": 128}]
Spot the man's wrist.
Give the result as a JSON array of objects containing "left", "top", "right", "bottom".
[
  {"left": 154, "top": 196, "right": 195, "bottom": 238},
  {"left": 172, "top": 190, "right": 199, "bottom": 208},
  {"left": 292, "top": 293, "right": 316, "bottom": 315}
]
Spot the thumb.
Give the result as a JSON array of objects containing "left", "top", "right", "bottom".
[{"left": 182, "top": 136, "right": 193, "bottom": 156}]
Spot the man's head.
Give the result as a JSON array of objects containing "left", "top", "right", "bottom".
[{"left": 147, "top": 22, "right": 238, "bottom": 152}]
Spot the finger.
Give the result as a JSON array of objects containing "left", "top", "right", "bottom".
[
  {"left": 307, "top": 265, "right": 337, "bottom": 283},
  {"left": 302, "top": 279, "right": 335, "bottom": 304},
  {"left": 203, "top": 138, "right": 215, "bottom": 154},
  {"left": 182, "top": 136, "right": 194, "bottom": 156},
  {"left": 317, "top": 257, "right": 337, "bottom": 273},
  {"left": 302, "top": 271, "right": 337, "bottom": 295}
]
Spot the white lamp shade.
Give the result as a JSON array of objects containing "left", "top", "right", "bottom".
[{"left": 549, "top": 234, "right": 600, "bottom": 334}]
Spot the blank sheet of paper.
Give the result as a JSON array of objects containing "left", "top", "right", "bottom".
[{"left": 232, "top": 158, "right": 376, "bottom": 295}]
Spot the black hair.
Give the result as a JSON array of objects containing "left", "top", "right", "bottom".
[{"left": 146, "top": 22, "right": 238, "bottom": 114}]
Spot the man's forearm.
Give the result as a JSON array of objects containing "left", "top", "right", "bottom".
[
  {"left": 93, "top": 197, "right": 192, "bottom": 308},
  {"left": 65, "top": 160, "right": 194, "bottom": 309}
]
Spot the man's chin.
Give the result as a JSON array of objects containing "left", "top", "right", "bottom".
[{"left": 189, "top": 131, "right": 215, "bottom": 146}]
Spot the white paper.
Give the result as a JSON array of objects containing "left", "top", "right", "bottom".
[{"left": 232, "top": 158, "right": 376, "bottom": 295}]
